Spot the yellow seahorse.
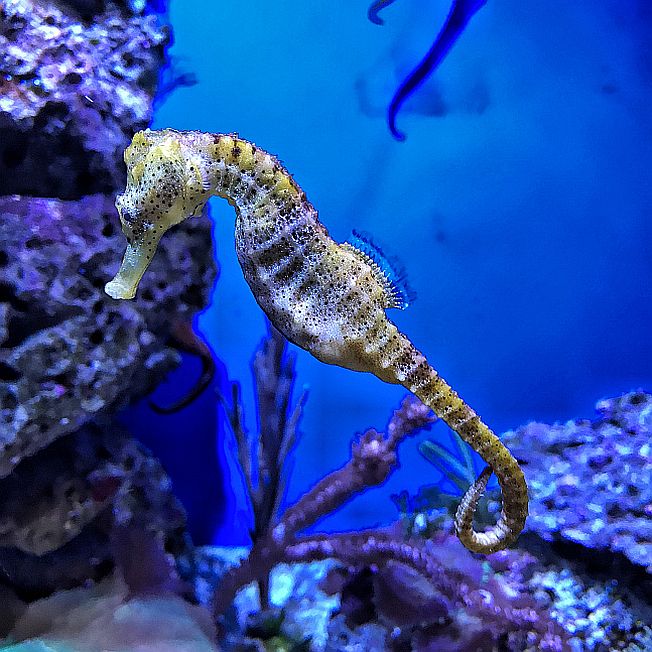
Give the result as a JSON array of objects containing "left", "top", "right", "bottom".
[{"left": 105, "top": 128, "right": 528, "bottom": 553}]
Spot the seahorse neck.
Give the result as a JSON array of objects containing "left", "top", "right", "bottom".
[
  {"left": 204, "top": 134, "right": 279, "bottom": 215},
  {"left": 208, "top": 169, "right": 250, "bottom": 214}
]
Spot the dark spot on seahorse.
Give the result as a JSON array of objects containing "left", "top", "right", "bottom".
[{"left": 232, "top": 144, "right": 241, "bottom": 158}]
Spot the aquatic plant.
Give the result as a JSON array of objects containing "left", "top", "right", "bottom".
[
  {"left": 390, "top": 428, "right": 501, "bottom": 538},
  {"left": 212, "top": 331, "right": 567, "bottom": 649},
  {"left": 368, "top": 0, "right": 488, "bottom": 140},
  {"left": 419, "top": 430, "right": 477, "bottom": 493},
  {"left": 104, "top": 128, "right": 528, "bottom": 554},
  {"left": 220, "top": 321, "right": 307, "bottom": 609},
  {"left": 212, "top": 345, "right": 438, "bottom": 625},
  {"left": 149, "top": 318, "right": 215, "bottom": 414}
]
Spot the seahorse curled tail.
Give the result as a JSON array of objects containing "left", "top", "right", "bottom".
[{"left": 393, "top": 332, "right": 527, "bottom": 552}]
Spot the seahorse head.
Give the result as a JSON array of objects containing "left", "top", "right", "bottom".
[{"left": 105, "top": 129, "right": 209, "bottom": 300}]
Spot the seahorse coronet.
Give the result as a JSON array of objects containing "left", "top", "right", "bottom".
[{"left": 105, "top": 129, "right": 529, "bottom": 554}]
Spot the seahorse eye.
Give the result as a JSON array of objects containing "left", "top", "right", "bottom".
[{"left": 118, "top": 203, "right": 137, "bottom": 225}]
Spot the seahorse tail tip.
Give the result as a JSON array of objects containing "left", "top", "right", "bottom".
[{"left": 454, "top": 465, "right": 528, "bottom": 554}]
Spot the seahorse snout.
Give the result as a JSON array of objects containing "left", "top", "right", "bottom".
[{"left": 105, "top": 230, "right": 163, "bottom": 300}]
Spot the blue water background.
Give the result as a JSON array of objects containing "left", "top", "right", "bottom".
[{"left": 125, "top": 0, "right": 652, "bottom": 544}]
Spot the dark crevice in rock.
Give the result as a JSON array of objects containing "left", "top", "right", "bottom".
[
  {"left": 0, "top": 525, "right": 114, "bottom": 602},
  {"left": 0, "top": 282, "right": 29, "bottom": 312},
  {"left": 2, "top": 304, "right": 86, "bottom": 349},
  {"left": 1, "top": 130, "right": 29, "bottom": 169},
  {"left": 0, "top": 362, "right": 21, "bottom": 381}
]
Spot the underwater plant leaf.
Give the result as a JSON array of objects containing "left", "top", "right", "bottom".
[
  {"left": 449, "top": 427, "right": 476, "bottom": 483},
  {"left": 272, "top": 386, "right": 309, "bottom": 522},
  {"left": 418, "top": 437, "right": 476, "bottom": 494},
  {"left": 150, "top": 319, "right": 215, "bottom": 413},
  {"left": 218, "top": 381, "right": 256, "bottom": 520}
]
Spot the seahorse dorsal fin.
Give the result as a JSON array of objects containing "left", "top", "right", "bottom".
[{"left": 344, "top": 229, "right": 416, "bottom": 310}]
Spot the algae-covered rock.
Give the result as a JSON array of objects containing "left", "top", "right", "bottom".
[
  {"left": 504, "top": 391, "right": 652, "bottom": 573},
  {"left": 0, "top": 0, "right": 211, "bottom": 620},
  {"left": 0, "top": 422, "right": 190, "bottom": 601},
  {"left": 0, "top": 0, "right": 169, "bottom": 198},
  {"left": 0, "top": 194, "right": 215, "bottom": 477}
]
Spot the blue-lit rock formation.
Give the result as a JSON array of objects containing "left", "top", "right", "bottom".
[
  {"left": 0, "top": 423, "right": 190, "bottom": 602},
  {"left": 0, "top": 0, "right": 216, "bottom": 627},
  {"left": 0, "top": 194, "right": 214, "bottom": 477},
  {"left": 505, "top": 391, "right": 652, "bottom": 574},
  {"left": 0, "top": 0, "right": 168, "bottom": 197}
]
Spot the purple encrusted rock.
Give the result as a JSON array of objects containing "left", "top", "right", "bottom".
[
  {"left": 503, "top": 391, "right": 652, "bottom": 572},
  {"left": 0, "top": 194, "right": 215, "bottom": 477},
  {"left": 0, "top": 420, "right": 191, "bottom": 604},
  {"left": 0, "top": 0, "right": 169, "bottom": 198}
]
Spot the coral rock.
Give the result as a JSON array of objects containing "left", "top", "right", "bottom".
[
  {"left": 504, "top": 391, "right": 652, "bottom": 572},
  {"left": 0, "top": 194, "right": 215, "bottom": 477},
  {"left": 0, "top": 422, "right": 190, "bottom": 601},
  {"left": 0, "top": 0, "right": 169, "bottom": 197}
]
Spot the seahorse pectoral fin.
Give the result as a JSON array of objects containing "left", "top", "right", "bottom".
[{"left": 105, "top": 231, "right": 163, "bottom": 300}]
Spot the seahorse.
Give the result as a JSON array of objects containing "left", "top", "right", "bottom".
[
  {"left": 105, "top": 128, "right": 528, "bottom": 553},
  {"left": 369, "top": 0, "right": 488, "bottom": 140}
]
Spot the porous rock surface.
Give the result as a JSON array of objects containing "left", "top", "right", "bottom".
[
  {"left": 0, "top": 0, "right": 169, "bottom": 198},
  {"left": 0, "top": 194, "right": 215, "bottom": 478},
  {"left": 504, "top": 391, "right": 652, "bottom": 573},
  {"left": 0, "top": 0, "right": 214, "bottom": 617},
  {"left": 199, "top": 538, "right": 651, "bottom": 652},
  {"left": 0, "top": 421, "right": 190, "bottom": 601}
]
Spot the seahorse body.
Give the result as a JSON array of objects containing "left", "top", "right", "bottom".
[{"left": 106, "top": 129, "right": 528, "bottom": 553}]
